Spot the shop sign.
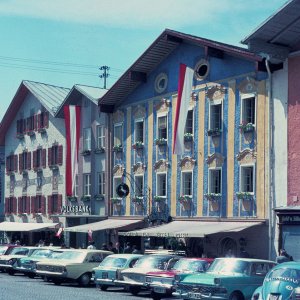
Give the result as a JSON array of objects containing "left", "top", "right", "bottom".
[
  {"left": 281, "top": 215, "right": 300, "bottom": 224},
  {"left": 61, "top": 205, "right": 91, "bottom": 214}
]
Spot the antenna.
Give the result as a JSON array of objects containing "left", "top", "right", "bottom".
[{"left": 99, "top": 66, "right": 110, "bottom": 89}]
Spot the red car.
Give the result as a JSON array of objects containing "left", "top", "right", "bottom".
[{"left": 145, "top": 257, "right": 214, "bottom": 300}]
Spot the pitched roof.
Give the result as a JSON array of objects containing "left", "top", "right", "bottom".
[
  {"left": 0, "top": 80, "right": 70, "bottom": 145},
  {"left": 99, "top": 28, "right": 262, "bottom": 109},
  {"left": 55, "top": 84, "right": 107, "bottom": 117}
]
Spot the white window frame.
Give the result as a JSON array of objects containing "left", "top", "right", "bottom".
[
  {"left": 74, "top": 175, "right": 78, "bottom": 197},
  {"left": 83, "top": 127, "right": 91, "bottom": 151},
  {"left": 156, "top": 172, "right": 167, "bottom": 197},
  {"left": 83, "top": 174, "right": 91, "bottom": 196},
  {"left": 209, "top": 102, "right": 222, "bottom": 130},
  {"left": 181, "top": 171, "right": 193, "bottom": 196},
  {"left": 113, "top": 123, "right": 123, "bottom": 146},
  {"left": 157, "top": 113, "right": 168, "bottom": 140},
  {"left": 96, "top": 125, "right": 105, "bottom": 149},
  {"left": 134, "top": 118, "right": 144, "bottom": 143},
  {"left": 184, "top": 109, "right": 194, "bottom": 135},
  {"left": 98, "top": 172, "right": 105, "bottom": 195},
  {"left": 239, "top": 164, "right": 255, "bottom": 194},
  {"left": 241, "top": 93, "right": 256, "bottom": 126},
  {"left": 134, "top": 175, "right": 144, "bottom": 197},
  {"left": 113, "top": 177, "right": 122, "bottom": 197},
  {"left": 208, "top": 168, "right": 222, "bottom": 194}
]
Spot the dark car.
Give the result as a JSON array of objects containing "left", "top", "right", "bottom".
[{"left": 252, "top": 261, "right": 300, "bottom": 300}]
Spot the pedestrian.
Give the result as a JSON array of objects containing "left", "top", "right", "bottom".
[
  {"left": 239, "top": 247, "right": 250, "bottom": 258},
  {"left": 108, "top": 241, "right": 117, "bottom": 253},
  {"left": 123, "top": 242, "right": 132, "bottom": 253},
  {"left": 101, "top": 243, "right": 109, "bottom": 251},
  {"left": 132, "top": 245, "right": 141, "bottom": 254},
  {"left": 87, "top": 241, "right": 96, "bottom": 249},
  {"left": 276, "top": 249, "right": 292, "bottom": 263},
  {"left": 115, "top": 242, "right": 123, "bottom": 254}
]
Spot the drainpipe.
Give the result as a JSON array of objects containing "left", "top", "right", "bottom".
[{"left": 264, "top": 55, "right": 275, "bottom": 260}]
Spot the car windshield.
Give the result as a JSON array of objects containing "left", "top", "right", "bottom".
[
  {"left": 0, "top": 246, "right": 8, "bottom": 255},
  {"left": 134, "top": 256, "right": 171, "bottom": 270},
  {"left": 10, "top": 247, "right": 30, "bottom": 256},
  {"left": 267, "top": 268, "right": 300, "bottom": 283},
  {"left": 54, "top": 251, "right": 85, "bottom": 262},
  {"left": 208, "top": 259, "right": 250, "bottom": 274},
  {"left": 99, "top": 256, "right": 127, "bottom": 268},
  {"left": 49, "top": 251, "right": 64, "bottom": 259},
  {"left": 172, "top": 259, "right": 208, "bottom": 272},
  {"left": 30, "top": 249, "right": 53, "bottom": 259}
]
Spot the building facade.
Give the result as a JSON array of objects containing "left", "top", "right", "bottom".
[{"left": 100, "top": 29, "right": 272, "bottom": 258}]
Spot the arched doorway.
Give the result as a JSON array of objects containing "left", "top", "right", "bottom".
[{"left": 219, "top": 237, "right": 237, "bottom": 257}]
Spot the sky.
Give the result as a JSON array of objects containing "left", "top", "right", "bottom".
[{"left": 0, "top": 0, "right": 289, "bottom": 121}]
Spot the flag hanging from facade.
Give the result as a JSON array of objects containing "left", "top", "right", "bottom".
[
  {"left": 64, "top": 105, "right": 81, "bottom": 196},
  {"left": 88, "top": 229, "right": 93, "bottom": 242},
  {"left": 55, "top": 227, "right": 64, "bottom": 238},
  {"left": 173, "top": 63, "right": 194, "bottom": 155}
]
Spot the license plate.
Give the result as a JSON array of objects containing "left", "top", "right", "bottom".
[
  {"left": 102, "top": 272, "right": 108, "bottom": 279},
  {"left": 188, "top": 292, "right": 202, "bottom": 299},
  {"left": 154, "top": 287, "right": 166, "bottom": 294},
  {"left": 269, "top": 295, "right": 280, "bottom": 300}
]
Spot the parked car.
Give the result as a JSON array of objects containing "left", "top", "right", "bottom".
[
  {"left": 0, "top": 246, "right": 42, "bottom": 275},
  {"left": 14, "top": 248, "right": 66, "bottom": 278},
  {"left": 92, "top": 253, "right": 143, "bottom": 291},
  {"left": 173, "top": 258, "right": 276, "bottom": 300},
  {"left": 146, "top": 258, "right": 214, "bottom": 300},
  {"left": 0, "top": 244, "right": 19, "bottom": 256},
  {"left": 116, "top": 254, "right": 181, "bottom": 296},
  {"left": 252, "top": 261, "right": 300, "bottom": 300},
  {"left": 35, "top": 249, "right": 113, "bottom": 286}
]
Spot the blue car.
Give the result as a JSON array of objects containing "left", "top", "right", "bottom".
[{"left": 252, "top": 261, "right": 300, "bottom": 300}]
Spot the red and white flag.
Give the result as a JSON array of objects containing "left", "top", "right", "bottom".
[
  {"left": 64, "top": 105, "right": 81, "bottom": 196},
  {"left": 173, "top": 63, "right": 194, "bottom": 155},
  {"left": 88, "top": 229, "right": 93, "bottom": 242},
  {"left": 55, "top": 227, "right": 64, "bottom": 238}
]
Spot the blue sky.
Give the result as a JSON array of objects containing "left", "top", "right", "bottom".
[{"left": 0, "top": 0, "right": 288, "bottom": 121}]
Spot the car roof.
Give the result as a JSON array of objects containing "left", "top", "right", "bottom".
[
  {"left": 214, "top": 257, "right": 276, "bottom": 263},
  {"left": 272, "top": 261, "right": 300, "bottom": 269},
  {"left": 105, "top": 254, "right": 143, "bottom": 258}
]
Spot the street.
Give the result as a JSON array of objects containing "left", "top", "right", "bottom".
[{"left": 0, "top": 272, "right": 166, "bottom": 300}]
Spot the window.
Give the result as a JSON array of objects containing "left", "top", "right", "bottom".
[
  {"left": 37, "top": 172, "right": 43, "bottom": 189},
  {"left": 98, "top": 172, "right": 105, "bottom": 195},
  {"left": 181, "top": 171, "right": 193, "bottom": 196},
  {"left": 27, "top": 115, "right": 35, "bottom": 132},
  {"left": 50, "top": 195, "right": 58, "bottom": 214},
  {"left": 242, "top": 95, "right": 256, "bottom": 125},
  {"left": 6, "top": 154, "right": 17, "bottom": 174},
  {"left": 134, "top": 119, "right": 144, "bottom": 143},
  {"left": 19, "top": 151, "right": 29, "bottom": 172},
  {"left": 16, "top": 119, "right": 26, "bottom": 136},
  {"left": 185, "top": 110, "right": 193, "bottom": 134},
  {"left": 48, "top": 145, "right": 63, "bottom": 167},
  {"left": 240, "top": 165, "right": 254, "bottom": 193},
  {"left": 157, "top": 115, "right": 167, "bottom": 140},
  {"left": 83, "top": 174, "right": 91, "bottom": 196},
  {"left": 96, "top": 125, "right": 105, "bottom": 149},
  {"left": 34, "top": 196, "right": 43, "bottom": 214},
  {"left": 114, "top": 124, "right": 123, "bottom": 146},
  {"left": 210, "top": 103, "right": 222, "bottom": 130},
  {"left": 209, "top": 169, "right": 221, "bottom": 194},
  {"left": 134, "top": 175, "right": 144, "bottom": 197},
  {"left": 51, "top": 145, "right": 58, "bottom": 165},
  {"left": 74, "top": 175, "right": 78, "bottom": 197},
  {"left": 154, "top": 73, "right": 168, "bottom": 93},
  {"left": 157, "top": 173, "right": 167, "bottom": 196},
  {"left": 113, "top": 177, "right": 122, "bottom": 197},
  {"left": 5, "top": 197, "right": 15, "bottom": 214},
  {"left": 18, "top": 196, "right": 28, "bottom": 214},
  {"left": 195, "top": 59, "right": 209, "bottom": 81},
  {"left": 83, "top": 128, "right": 91, "bottom": 151},
  {"left": 22, "top": 174, "right": 28, "bottom": 193}
]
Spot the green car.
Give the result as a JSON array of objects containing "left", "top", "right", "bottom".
[{"left": 173, "top": 258, "right": 276, "bottom": 300}]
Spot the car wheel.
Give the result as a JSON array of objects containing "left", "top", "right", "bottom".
[
  {"left": 129, "top": 286, "right": 141, "bottom": 296},
  {"left": 151, "top": 291, "right": 162, "bottom": 300},
  {"left": 28, "top": 273, "right": 35, "bottom": 279},
  {"left": 100, "top": 285, "right": 108, "bottom": 291},
  {"left": 7, "top": 270, "right": 15, "bottom": 276},
  {"left": 78, "top": 273, "right": 91, "bottom": 287},
  {"left": 229, "top": 292, "right": 243, "bottom": 300}
]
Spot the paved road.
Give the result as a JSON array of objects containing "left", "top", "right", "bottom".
[{"left": 0, "top": 272, "right": 163, "bottom": 300}]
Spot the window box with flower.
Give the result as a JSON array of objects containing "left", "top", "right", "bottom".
[
  {"left": 153, "top": 195, "right": 166, "bottom": 202},
  {"left": 81, "top": 195, "right": 91, "bottom": 201},
  {"left": 236, "top": 192, "right": 253, "bottom": 200},
  {"left": 184, "top": 133, "right": 194, "bottom": 142},
  {"left": 239, "top": 122, "right": 255, "bottom": 133},
  {"left": 112, "top": 144, "right": 123, "bottom": 152},
  {"left": 132, "top": 196, "right": 143, "bottom": 204},
  {"left": 204, "top": 193, "right": 222, "bottom": 201},
  {"left": 132, "top": 141, "right": 144, "bottom": 150},
  {"left": 81, "top": 149, "right": 91, "bottom": 156},
  {"left": 94, "top": 147, "right": 105, "bottom": 154},
  {"left": 155, "top": 138, "right": 167, "bottom": 146},
  {"left": 207, "top": 128, "right": 222, "bottom": 137},
  {"left": 178, "top": 195, "right": 192, "bottom": 204},
  {"left": 111, "top": 197, "right": 122, "bottom": 204}
]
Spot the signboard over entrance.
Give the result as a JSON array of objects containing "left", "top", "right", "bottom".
[{"left": 61, "top": 205, "right": 91, "bottom": 214}]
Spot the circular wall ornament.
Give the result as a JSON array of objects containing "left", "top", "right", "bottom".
[
  {"left": 194, "top": 59, "right": 209, "bottom": 81},
  {"left": 154, "top": 73, "right": 168, "bottom": 93}
]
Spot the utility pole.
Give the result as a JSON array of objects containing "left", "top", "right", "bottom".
[{"left": 99, "top": 66, "right": 110, "bottom": 89}]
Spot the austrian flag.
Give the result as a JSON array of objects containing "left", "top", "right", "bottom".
[
  {"left": 173, "top": 64, "right": 194, "bottom": 155},
  {"left": 64, "top": 105, "right": 81, "bottom": 197}
]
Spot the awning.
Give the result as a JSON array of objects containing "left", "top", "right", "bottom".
[
  {"left": 64, "top": 218, "right": 144, "bottom": 233},
  {"left": 119, "top": 220, "right": 263, "bottom": 238},
  {"left": 0, "top": 221, "right": 59, "bottom": 232}
]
